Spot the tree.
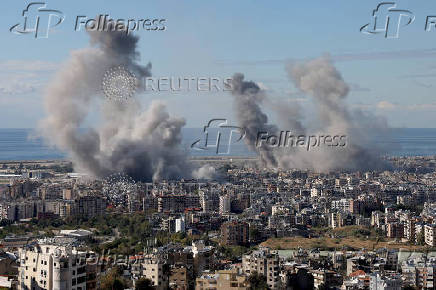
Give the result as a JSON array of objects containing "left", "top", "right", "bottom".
[
  {"left": 135, "top": 278, "right": 154, "bottom": 290},
  {"left": 248, "top": 272, "right": 270, "bottom": 290},
  {"left": 100, "top": 267, "right": 127, "bottom": 290},
  {"left": 417, "top": 230, "right": 425, "bottom": 246},
  {"left": 249, "top": 227, "right": 260, "bottom": 242}
]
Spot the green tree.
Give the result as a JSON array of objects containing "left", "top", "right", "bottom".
[
  {"left": 135, "top": 277, "right": 154, "bottom": 290},
  {"left": 248, "top": 272, "right": 270, "bottom": 290},
  {"left": 100, "top": 267, "right": 127, "bottom": 290},
  {"left": 249, "top": 227, "right": 260, "bottom": 242},
  {"left": 417, "top": 230, "right": 426, "bottom": 246}
]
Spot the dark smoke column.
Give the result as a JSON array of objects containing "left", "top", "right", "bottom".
[{"left": 230, "top": 73, "right": 278, "bottom": 167}]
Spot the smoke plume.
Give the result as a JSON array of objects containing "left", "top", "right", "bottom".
[
  {"left": 230, "top": 73, "right": 278, "bottom": 167},
  {"left": 39, "top": 26, "right": 199, "bottom": 181},
  {"left": 230, "top": 56, "right": 390, "bottom": 171}
]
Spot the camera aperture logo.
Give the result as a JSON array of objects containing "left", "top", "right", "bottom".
[
  {"left": 10, "top": 2, "right": 65, "bottom": 39},
  {"left": 102, "top": 65, "right": 137, "bottom": 102}
]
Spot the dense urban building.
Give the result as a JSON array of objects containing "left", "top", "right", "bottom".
[{"left": 0, "top": 156, "right": 435, "bottom": 289}]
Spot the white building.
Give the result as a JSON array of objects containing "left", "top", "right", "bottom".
[
  {"left": 369, "top": 274, "right": 401, "bottom": 290},
  {"left": 175, "top": 216, "right": 185, "bottom": 233},
  {"left": 424, "top": 224, "right": 436, "bottom": 247},
  {"left": 141, "top": 257, "right": 168, "bottom": 290},
  {"left": 18, "top": 239, "right": 87, "bottom": 290}
]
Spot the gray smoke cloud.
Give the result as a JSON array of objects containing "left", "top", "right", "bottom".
[
  {"left": 230, "top": 56, "right": 390, "bottom": 171},
  {"left": 230, "top": 73, "right": 278, "bottom": 167},
  {"left": 39, "top": 26, "right": 205, "bottom": 181},
  {"left": 284, "top": 56, "right": 389, "bottom": 171}
]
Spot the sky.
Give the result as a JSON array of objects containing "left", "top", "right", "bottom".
[{"left": 1, "top": 0, "right": 436, "bottom": 128}]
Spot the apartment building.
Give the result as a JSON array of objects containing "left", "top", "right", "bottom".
[
  {"left": 220, "top": 221, "right": 249, "bottom": 246},
  {"left": 18, "top": 240, "right": 87, "bottom": 290},
  {"left": 196, "top": 269, "right": 249, "bottom": 290},
  {"left": 242, "top": 248, "right": 280, "bottom": 289},
  {"left": 424, "top": 224, "right": 436, "bottom": 247},
  {"left": 141, "top": 257, "right": 168, "bottom": 290}
]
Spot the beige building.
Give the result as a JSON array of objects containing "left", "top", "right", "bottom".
[
  {"left": 141, "top": 257, "right": 168, "bottom": 290},
  {"left": 18, "top": 239, "right": 87, "bottom": 290},
  {"left": 169, "top": 266, "right": 188, "bottom": 290},
  {"left": 242, "top": 248, "right": 280, "bottom": 289},
  {"left": 196, "top": 269, "right": 249, "bottom": 290}
]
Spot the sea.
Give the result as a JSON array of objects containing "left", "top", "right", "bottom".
[{"left": 0, "top": 128, "right": 435, "bottom": 161}]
